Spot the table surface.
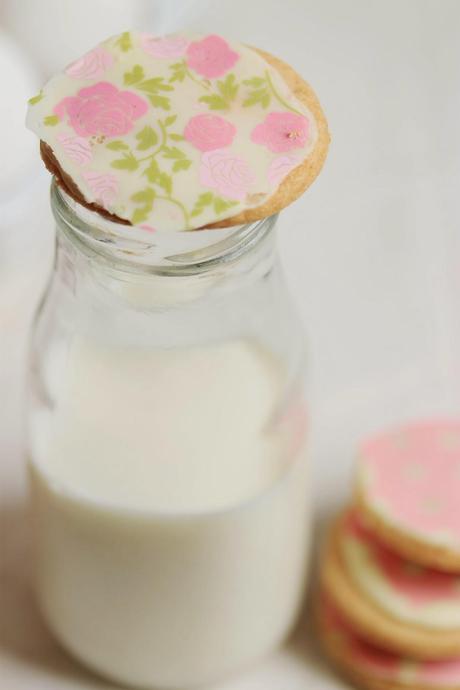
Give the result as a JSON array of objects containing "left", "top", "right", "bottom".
[{"left": 2, "top": 1, "right": 460, "bottom": 687}]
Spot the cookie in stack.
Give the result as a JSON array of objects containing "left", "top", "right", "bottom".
[{"left": 319, "top": 420, "right": 460, "bottom": 690}]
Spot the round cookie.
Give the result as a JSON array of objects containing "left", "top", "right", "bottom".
[
  {"left": 27, "top": 31, "right": 329, "bottom": 232},
  {"left": 318, "top": 594, "right": 460, "bottom": 690},
  {"left": 340, "top": 510, "right": 460, "bottom": 630},
  {"left": 320, "top": 517, "right": 460, "bottom": 659},
  {"left": 355, "top": 420, "right": 460, "bottom": 572}
]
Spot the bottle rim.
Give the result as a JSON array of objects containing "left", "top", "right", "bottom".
[{"left": 50, "top": 180, "right": 277, "bottom": 276}]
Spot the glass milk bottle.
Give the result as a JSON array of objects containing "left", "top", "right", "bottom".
[{"left": 27, "top": 181, "right": 311, "bottom": 689}]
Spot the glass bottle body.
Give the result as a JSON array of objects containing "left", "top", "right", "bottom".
[{"left": 27, "top": 183, "right": 311, "bottom": 688}]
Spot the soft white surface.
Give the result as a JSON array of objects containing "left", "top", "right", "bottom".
[
  {"left": 0, "top": 31, "right": 38, "bottom": 202},
  {"left": 1, "top": 0, "right": 146, "bottom": 76},
  {"left": 1, "top": 0, "right": 460, "bottom": 688}
]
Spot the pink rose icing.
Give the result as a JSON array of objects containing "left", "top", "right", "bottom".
[
  {"left": 322, "top": 595, "right": 460, "bottom": 686},
  {"left": 57, "top": 133, "right": 92, "bottom": 166},
  {"left": 267, "top": 155, "right": 301, "bottom": 186},
  {"left": 141, "top": 34, "right": 189, "bottom": 59},
  {"left": 65, "top": 47, "right": 113, "bottom": 80},
  {"left": 186, "top": 35, "right": 239, "bottom": 78},
  {"left": 82, "top": 171, "right": 118, "bottom": 206},
  {"left": 344, "top": 511, "right": 460, "bottom": 606},
  {"left": 360, "top": 420, "right": 460, "bottom": 544},
  {"left": 251, "top": 112, "right": 309, "bottom": 153},
  {"left": 54, "top": 82, "right": 148, "bottom": 138},
  {"left": 199, "top": 150, "right": 255, "bottom": 201},
  {"left": 184, "top": 114, "right": 236, "bottom": 152}
]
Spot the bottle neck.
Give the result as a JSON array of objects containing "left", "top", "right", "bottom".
[
  {"left": 51, "top": 181, "right": 278, "bottom": 307},
  {"left": 52, "top": 179, "right": 276, "bottom": 269},
  {"left": 45, "top": 182, "right": 305, "bottom": 382}
]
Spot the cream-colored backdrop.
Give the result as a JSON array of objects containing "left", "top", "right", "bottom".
[{"left": 1, "top": 1, "right": 459, "bottom": 687}]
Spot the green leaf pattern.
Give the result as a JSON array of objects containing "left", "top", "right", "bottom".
[
  {"left": 199, "top": 73, "right": 238, "bottom": 110},
  {"left": 28, "top": 90, "right": 44, "bottom": 105},
  {"left": 191, "top": 192, "right": 238, "bottom": 218},
  {"left": 123, "top": 64, "right": 144, "bottom": 85},
  {"left": 106, "top": 116, "right": 192, "bottom": 227},
  {"left": 110, "top": 152, "right": 139, "bottom": 170},
  {"left": 106, "top": 140, "right": 130, "bottom": 151},
  {"left": 135, "top": 125, "right": 158, "bottom": 150},
  {"left": 109, "top": 62, "right": 305, "bottom": 227},
  {"left": 169, "top": 61, "right": 187, "bottom": 83},
  {"left": 44, "top": 114, "right": 60, "bottom": 126},
  {"left": 115, "top": 32, "right": 133, "bottom": 52},
  {"left": 131, "top": 187, "right": 156, "bottom": 224},
  {"left": 243, "top": 71, "right": 304, "bottom": 116},
  {"left": 124, "top": 66, "right": 174, "bottom": 110},
  {"left": 168, "top": 60, "right": 210, "bottom": 90}
]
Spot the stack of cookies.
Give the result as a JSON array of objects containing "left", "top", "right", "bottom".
[{"left": 318, "top": 420, "right": 460, "bottom": 690}]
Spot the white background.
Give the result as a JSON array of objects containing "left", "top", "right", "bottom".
[{"left": 1, "top": 1, "right": 460, "bottom": 687}]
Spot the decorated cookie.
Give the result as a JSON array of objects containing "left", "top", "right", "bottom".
[
  {"left": 340, "top": 510, "right": 460, "bottom": 630},
  {"left": 355, "top": 420, "right": 460, "bottom": 572},
  {"left": 318, "top": 594, "right": 460, "bottom": 690},
  {"left": 26, "top": 31, "right": 329, "bottom": 232},
  {"left": 320, "top": 519, "right": 460, "bottom": 659}
]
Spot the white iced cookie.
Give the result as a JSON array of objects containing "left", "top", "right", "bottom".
[
  {"left": 340, "top": 511, "right": 460, "bottom": 630},
  {"left": 26, "top": 31, "right": 329, "bottom": 231},
  {"left": 319, "top": 595, "right": 460, "bottom": 690}
]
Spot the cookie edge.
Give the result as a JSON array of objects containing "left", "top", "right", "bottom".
[
  {"left": 205, "top": 46, "right": 330, "bottom": 228},
  {"left": 320, "top": 515, "right": 460, "bottom": 660},
  {"left": 354, "top": 482, "right": 460, "bottom": 573}
]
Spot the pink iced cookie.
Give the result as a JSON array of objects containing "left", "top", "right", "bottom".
[
  {"left": 356, "top": 420, "right": 460, "bottom": 571},
  {"left": 320, "top": 594, "right": 460, "bottom": 689},
  {"left": 340, "top": 511, "right": 460, "bottom": 629}
]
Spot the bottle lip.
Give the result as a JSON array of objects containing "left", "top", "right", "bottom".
[{"left": 51, "top": 180, "right": 277, "bottom": 276}]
